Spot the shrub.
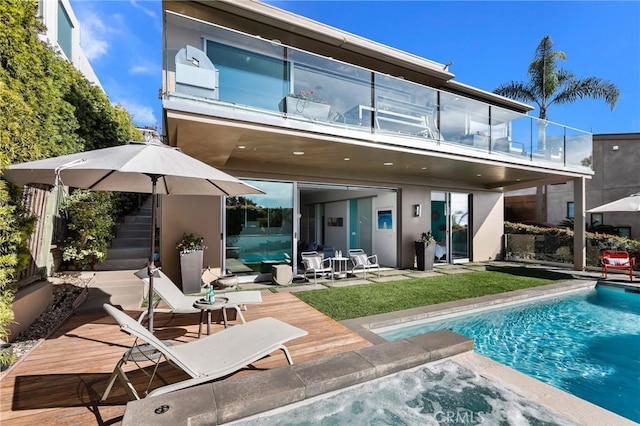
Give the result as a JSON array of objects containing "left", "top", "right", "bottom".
[{"left": 59, "top": 190, "right": 115, "bottom": 270}]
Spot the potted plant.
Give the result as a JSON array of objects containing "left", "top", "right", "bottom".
[
  {"left": 176, "top": 233, "right": 207, "bottom": 294},
  {"left": 415, "top": 231, "right": 436, "bottom": 271},
  {"left": 279, "top": 89, "right": 330, "bottom": 120}
]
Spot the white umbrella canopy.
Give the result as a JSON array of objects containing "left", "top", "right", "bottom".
[
  {"left": 3, "top": 140, "right": 261, "bottom": 196},
  {"left": 3, "top": 140, "right": 263, "bottom": 332},
  {"left": 587, "top": 193, "right": 640, "bottom": 213}
]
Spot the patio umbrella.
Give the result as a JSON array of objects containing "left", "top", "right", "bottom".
[
  {"left": 587, "top": 193, "right": 640, "bottom": 213},
  {"left": 3, "top": 140, "right": 263, "bottom": 331}
]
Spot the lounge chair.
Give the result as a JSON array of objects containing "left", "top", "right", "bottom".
[
  {"left": 348, "top": 249, "right": 381, "bottom": 278},
  {"left": 135, "top": 267, "right": 262, "bottom": 324},
  {"left": 101, "top": 303, "right": 307, "bottom": 400},
  {"left": 300, "top": 251, "right": 334, "bottom": 284}
]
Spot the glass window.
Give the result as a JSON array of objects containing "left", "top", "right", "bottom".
[
  {"left": 57, "top": 1, "right": 73, "bottom": 60},
  {"left": 567, "top": 202, "right": 575, "bottom": 219},
  {"left": 617, "top": 227, "right": 631, "bottom": 238},
  {"left": 205, "top": 39, "right": 287, "bottom": 111},
  {"left": 225, "top": 181, "right": 293, "bottom": 275},
  {"left": 591, "top": 213, "right": 603, "bottom": 226}
]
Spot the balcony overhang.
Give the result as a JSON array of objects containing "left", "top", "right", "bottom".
[{"left": 165, "top": 106, "right": 590, "bottom": 193}]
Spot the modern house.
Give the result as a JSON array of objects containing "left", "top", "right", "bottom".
[
  {"left": 506, "top": 133, "right": 640, "bottom": 239},
  {"left": 160, "top": 0, "right": 591, "bottom": 284},
  {"left": 37, "top": 0, "right": 102, "bottom": 89}
]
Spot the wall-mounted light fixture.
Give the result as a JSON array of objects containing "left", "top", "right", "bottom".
[
  {"left": 413, "top": 204, "right": 421, "bottom": 217},
  {"left": 612, "top": 145, "right": 619, "bottom": 151}
]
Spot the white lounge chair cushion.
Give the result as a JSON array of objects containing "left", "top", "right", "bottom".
[{"left": 352, "top": 254, "right": 369, "bottom": 266}]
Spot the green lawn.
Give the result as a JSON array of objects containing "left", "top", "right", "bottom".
[{"left": 294, "top": 268, "right": 575, "bottom": 321}]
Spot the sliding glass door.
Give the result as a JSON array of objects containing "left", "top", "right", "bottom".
[{"left": 431, "top": 192, "right": 470, "bottom": 263}]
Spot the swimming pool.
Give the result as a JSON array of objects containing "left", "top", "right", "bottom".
[{"left": 378, "top": 285, "right": 640, "bottom": 423}]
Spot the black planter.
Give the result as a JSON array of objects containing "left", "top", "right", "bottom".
[{"left": 415, "top": 241, "right": 436, "bottom": 271}]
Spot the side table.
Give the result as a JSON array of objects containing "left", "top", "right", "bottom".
[
  {"left": 331, "top": 256, "right": 351, "bottom": 279},
  {"left": 193, "top": 297, "right": 245, "bottom": 337}
]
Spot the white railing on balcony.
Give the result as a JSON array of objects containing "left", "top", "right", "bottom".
[{"left": 164, "top": 11, "right": 592, "bottom": 170}]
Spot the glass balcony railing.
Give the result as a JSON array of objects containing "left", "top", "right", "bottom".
[{"left": 164, "top": 12, "right": 592, "bottom": 171}]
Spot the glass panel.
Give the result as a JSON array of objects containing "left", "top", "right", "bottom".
[
  {"left": 225, "top": 180, "right": 293, "bottom": 275},
  {"left": 372, "top": 75, "right": 439, "bottom": 139},
  {"left": 440, "top": 93, "right": 490, "bottom": 152},
  {"left": 288, "top": 49, "right": 371, "bottom": 126},
  {"left": 534, "top": 121, "right": 566, "bottom": 164},
  {"left": 565, "top": 128, "right": 592, "bottom": 168},
  {"left": 357, "top": 198, "right": 373, "bottom": 254},
  {"left": 57, "top": 1, "right": 73, "bottom": 60},
  {"left": 205, "top": 38, "right": 287, "bottom": 111},
  {"left": 489, "top": 107, "right": 531, "bottom": 158},
  {"left": 450, "top": 193, "right": 469, "bottom": 262}
]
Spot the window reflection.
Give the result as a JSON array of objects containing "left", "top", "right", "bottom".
[{"left": 225, "top": 181, "right": 293, "bottom": 275}]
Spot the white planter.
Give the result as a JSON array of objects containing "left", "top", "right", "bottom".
[
  {"left": 280, "top": 96, "right": 330, "bottom": 120},
  {"left": 179, "top": 250, "right": 203, "bottom": 294}
]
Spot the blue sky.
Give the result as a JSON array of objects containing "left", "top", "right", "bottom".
[{"left": 70, "top": 0, "right": 639, "bottom": 135}]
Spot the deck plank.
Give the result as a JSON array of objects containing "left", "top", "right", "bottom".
[{"left": 0, "top": 291, "right": 371, "bottom": 425}]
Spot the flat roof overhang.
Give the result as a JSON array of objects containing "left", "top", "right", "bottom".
[{"left": 165, "top": 107, "right": 591, "bottom": 193}]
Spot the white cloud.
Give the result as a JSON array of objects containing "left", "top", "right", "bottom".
[
  {"left": 118, "top": 100, "right": 158, "bottom": 127},
  {"left": 130, "top": 0, "right": 157, "bottom": 19},
  {"left": 78, "top": 11, "right": 110, "bottom": 60},
  {"left": 130, "top": 64, "right": 155, "bottom": 75}
]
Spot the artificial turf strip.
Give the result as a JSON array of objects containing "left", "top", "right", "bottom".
[{"left": 294, "top": 270, "right": 571, "bottom": 321}]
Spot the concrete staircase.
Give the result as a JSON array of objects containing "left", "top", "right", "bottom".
[
  {"left": 75, "top": 200, "right": 156, "bottom": 312},
  {"left": 96, "top": 199, "right": 153, "bottom": 271}
]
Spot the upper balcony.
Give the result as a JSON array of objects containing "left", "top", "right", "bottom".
[{"left": 163, "top": 12, "right": 592, "bottom": 174}]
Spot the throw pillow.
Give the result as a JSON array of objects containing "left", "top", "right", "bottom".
[{"left": 353, "top": 254, "right": 368, "bottom": 266}]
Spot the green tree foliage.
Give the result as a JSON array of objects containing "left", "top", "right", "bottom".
[
  {"left": 494, "top": 35, "right": 619, "bottom": 121},
  {"left": 494, "top": 35, "right": 619, "bottom": 222},
  {"left": 0, "top": 0, "right": 141, "bottom": 348},
  {"left": 60, "top": 190, "right": 115, "bottom": 270}
]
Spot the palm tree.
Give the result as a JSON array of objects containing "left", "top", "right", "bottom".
[{"left": 494, "top": 35, "right": 619, "bottom": 221}]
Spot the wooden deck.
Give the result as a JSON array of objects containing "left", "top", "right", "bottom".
[{"left": 0, "top": 292, "right": 372, "bottom": 425}]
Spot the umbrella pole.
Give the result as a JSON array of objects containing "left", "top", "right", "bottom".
[{"left": 147, "top": 175, "right": 160, "bottom": 332}]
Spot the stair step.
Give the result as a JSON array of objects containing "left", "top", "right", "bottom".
[
  {"left": 118, "top": 222, "right": 151, "bottom": 232},
  {"left": 111, "top": 237, "right": 151, "bottom": 248},
  {"left": 123, "top": 214, "right": 152, "bottom": 223},
  {"left": 96, "top": 258, "right": 149, "bottom": 271},
  {"left": 117, "top": 230, "right": 150, "bottom": 239},
  {"left": 106, "top": 247, "right": 150, "bottom": 260}
]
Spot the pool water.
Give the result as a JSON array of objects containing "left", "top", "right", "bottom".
[
  {"left": 237, "top": 360, "right": 576, "bottom": 425},
  {"left": 379, "top": 285, "right": 640, "bottom": 423}
]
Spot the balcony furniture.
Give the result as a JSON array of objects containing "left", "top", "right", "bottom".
[
  {"left": 301, "top": 251, "right": 334, "bottom": 284},
  {"left": 348, "top": 249, "right": 381, "bottom": 278},
  {"left": 279, "top": 96, "right": 330, "bottom": 120},
  {"left": 600, "top": 250, "right": 635, "bottom": 281},
  {"left": 344, "top": 97, "right": 436, "bottom": 138},
  {"left": 492, "top": 137, "right": 526, "bottom": 154},
  {"left": 101, "top": 303, "right": 307, "bottom": 400},
  {"left": 460, "top": 134, "right": 489, "bottom": 149},
  {"left": 175, "top": 45, "right": 219, "bottom": 100}
]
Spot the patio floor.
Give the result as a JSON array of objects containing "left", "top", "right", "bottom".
[{"left": 0, "top": 292, "right": 371, "bottom": 425}]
